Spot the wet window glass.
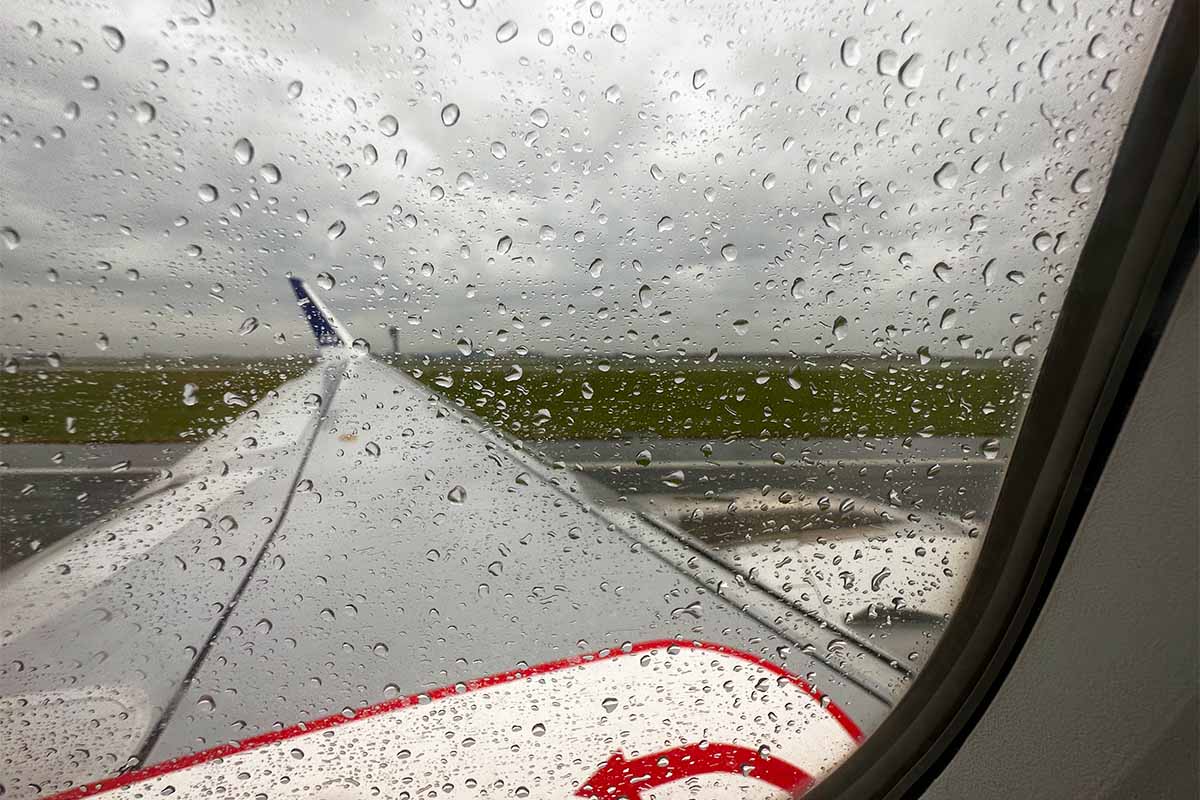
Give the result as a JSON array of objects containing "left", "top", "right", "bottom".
[{"left": 0, "top": 0, "right": 1174, "bottom": 797}]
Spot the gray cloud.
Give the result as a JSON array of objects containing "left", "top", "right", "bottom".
[{"left": 0, "top": 0, "right": 1168, "bottom": 361}]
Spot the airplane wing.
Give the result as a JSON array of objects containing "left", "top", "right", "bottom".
[{"left": 1, "top": 279, "right": 908, "bottom": 799}]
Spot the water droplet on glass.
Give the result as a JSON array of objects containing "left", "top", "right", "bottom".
[
  {"left": 238, "top": 317, "right": 259, "bottom": 336},
  {"left": 490, "top": 141, "right": 507, "bottom": 159},
  {"left": 326, "top": 220, "right": 346, "bottom": 240},
  {"left": 898, "top": 54, "right": 925, "bottom": 88},
  {"left": 379, "top": 114, "right": 399, "bottom": 136},
  {"left": 601, "top": 697, "right": 619, "bottom": 713},
  {"left": 610, "top": 23, "right": 626, "bottom": 42},
  {"left": 1088, "top": 34, "right": 1110, "bottom": 59},
  {"left": 538, "top": 225, "right": 556, "bottom": 242},
  {"left": 790, "top": 277, "right": 804, "bottom": 299},
  {"left": 505, "top": 364, "right": 524, "bottom": 382},
  {"left": 259, "top": 163, "right": 281, "bottom": 184},
  {"left": 1013, "top": 335, "right": 1033, "bottom": 356},
  {"left": 496, "top": 20, "right": 518, "bottom": 43},
  {"left": 182, "top": 383, "right": 199, "bottom": 406},
  {"left": 198, "top": 184, "right": 218, "bottom": 203},
  {"left": 447, "top": 485, "right": 467, "bottom": 503},
  {"left": 1071, "top": 169, "right": 1094, "bottom": 194},
  {"left": 657, "top": 216, "right": 674, "bottom": 233},
  {"left": 877, "top": 49, "right": 899, "bottom": 76},
  {"left": 1, "top": 227, "right": 20, "bottom": 250},
  {"left": 357, "top": 190, "right": 380, "bottom": 207},
  {"left": 1033, "top": 231, "right": 1054, "bottom": 252},
  {"left": 933, "top": 162, "right": 959, "bottom": 189},
  {"left": 133, "top": 101, "right": 156, "bottom": 125},
  {"left": 692, "top": 69, "right": 708, "bottom": 89},
  {"left": 762, "top": 172, "right": 777, "bottom": 190},
  {"left": 497, "top": 235, "right": 513, "bottom": 254},
  {"left": 720, "top": 243, "right": 738, "bottom": 262},
  {"left": 100, "top": 25, "right": 125, "bottom": 52},
  {"left": 939, "top": 308, "right": 958, "bottom": 330},
  {"left": 537, "top": 27, "right": 554, "bottom": 46},
  {"left": 832, "top": 316, "right": 848, "bottom": 341},
  {"left": 604, "top": 84, "right": 622, "bottom": 103},
  {"left": 233, "top": 137, "right": 254, "bottom": 165},
  {"left": 530, "top": 108, "right": 549, "bottom": 128},
  {"left": 638, "top": 284, "right": 652, "bottom": 308},
  {"left": 795, "top": 72, "right": 812, "bottom": 92},
  {"left": 440, "top": 103, "right": 460, "bottom": 126},
  {"left": 840, "top": 37, "right": 862, "bottom": 67},
  {"left": 197, "top": 0, "right": 216, "bottom": 18},
  {"left": 316, "top": 272, "right": 335, "bottom": 290},
  {"left": 287, "top": 80, "right": 303, "bottom": 99}
]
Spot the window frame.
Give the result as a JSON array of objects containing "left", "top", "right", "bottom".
[{"left": 803, "top": 1, "right": 1199, "bottom": 796}]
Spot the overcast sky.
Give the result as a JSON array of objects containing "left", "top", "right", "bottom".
[{"left": 0, "top": 0, "right": 1167, "bottom": 360}]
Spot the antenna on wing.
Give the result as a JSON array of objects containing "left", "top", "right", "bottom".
[{"left": 289, "top": 276, "right": 352, "bottom": 348}]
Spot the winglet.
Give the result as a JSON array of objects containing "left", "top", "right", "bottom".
[{"left": 289, "top": 276, "right": 351, "bottom": 348}]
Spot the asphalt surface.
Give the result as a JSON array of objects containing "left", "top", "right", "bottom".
[{"left": 2, "top": 436, "right": 1007, "bottom": 571}]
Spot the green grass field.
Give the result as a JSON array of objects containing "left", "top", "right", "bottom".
[{"left": 1, "top": 357, "right": 1030, "bottom": 444}]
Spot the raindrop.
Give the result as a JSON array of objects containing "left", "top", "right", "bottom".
[
  {"left": 795, "top": 72, "right": 812, "bottom": 92},
  {"left": 497, "top": 235, "right": 513, "bottom": 253},
  {"left": 692, "top": 69, "right": 708, "bottom": 89},
  {"left": 898, "top": 54, "right": 925, "bottom": 88},
  {"left": 448, "top": 485, "right": 467, "bottom": 503},
  {"left": 133, "top": 101, "right": 156, "bottom": 125},
  {"left": 395, "top": 148, "right": 408, "bottom": 169},
  {"left": 1, "top": 227, "right": 20, "bottom": 250},
  {"left": 496, "top": 20, "right": 518, "bottom": 43},
  {"left": 197, "top": 0, "right": 216, "bottom": 18},
  {"left": 198, "top": 184, "right": 218, "bottom": 203},
  {"left": 933, "top": 162, "right": 959, "bottom": 189},
  {"left": 326, "top": 220, "right": 346, "bottom": 240},
  {"left": 538, "top": 225, "right": 556, "bottom": 242},
  {"left": 657, "top": 216, "right": 674, "bottom": 232},
  {"left": 939, "top": 308, "right": 958, "bottom": 330},
  {"left": 182, "top": 383, "right": 199, "bottom": 406},
  {"left": 635, "top": 450, "right": 653, "bottom": 467},
  {"left": 490, "top": 141, "right": 507, "bottom": 159},
  {"left": 832, "top": 316, "right": 848, "bottom": 341},
  {"left": 933, "top": 262, "right": 951, "bottom": 282},
  {"left": 1088, "top": 34, "right": 1110, "bottom": 59},
  {"left": 233, "top": 137, "right": 254, "bottom": 165},
  {"left": 537, "top": 28, "right": 553, "bottom": 46},
  {"left": 638, "top": 285, "right": 652, "bottom": 308},
  {"left": 610, "top": 23, "right": 626, "bottom": 42},
  {"left": 601, "top": 697, "right": 619, "bottom": 713},
  {"left": 440, "top": 103, "right": 460, "bottom": 126},
  {"left": 877, "top": 50, "right": 899, "bottom": 76},
  {"left": 316, "top": 272, "right": 335, "bottom": 290},
  {"left": 287, "top": 80, "right": 303, "bottom": 99},
  {"left": 259, "top": 163, "right": 281, "bottom": 184},
  {"left": 379, "top": 114, "right": 399, "bottom": 136},
  {"left": 840, "top": 37, "right": 862, "bottom": 67},
  {"left": 1012, "top": 335, "right": 1033, "bottom": 356},
  {"left": 1071, "top": 169, "right": 1094, "bottom": 194},
  {"left": 761, "top": 172, "right": 776, "bottom": 190},
  {"left": 604, "top": 84, "right": 622, "bottom": 103},
  {"left": 357, "top": 190, "right": 380, "bottom": 207},
  {"left": 530, "top": 108, "right": 549, "bottom": 128},
  {"left": 790, "top": 277, "right": 804, "bottom": 299},
  {"left": 100, "top": 25, "right": 125, "bottom": 52},
  {"left": 505, "top": 364, "right": 524, "bottom": 382},
  {"left": 980, "top": 439, "right": 1001, "bottom": 460},
  {"left": 720, "top": 243, "right": 738, "bottom": 262},
  {"left": 1032, "top": 231, "right": 1054, "bottom": 252},
  {"left": 238, "top": 317, "right": 259, "bottom": 336}
]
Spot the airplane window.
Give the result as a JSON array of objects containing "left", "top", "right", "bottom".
[{"left": 0, "top": 1, "right": 1176, "bottom": 798}]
